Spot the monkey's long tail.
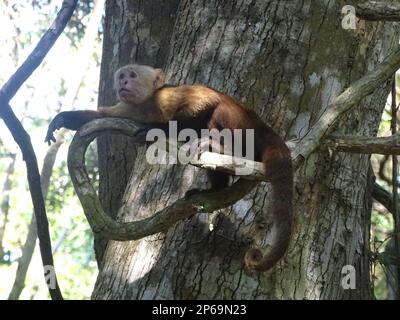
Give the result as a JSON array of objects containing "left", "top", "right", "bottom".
[{"left": 244, "top": 139, "right": 294, "bottom": 272}]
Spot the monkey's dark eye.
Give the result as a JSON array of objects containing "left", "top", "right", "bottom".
[
  {"left": 119, "top": 73, "right": 125, "bottom": 80},
  {"left": 130, "top": 72, "right": 137, "bottom": 78}
]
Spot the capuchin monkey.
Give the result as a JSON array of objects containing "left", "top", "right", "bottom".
[{"left": 45, "top": 64, "right": 294, "bottom": 272}]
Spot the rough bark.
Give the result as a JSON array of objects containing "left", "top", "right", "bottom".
[
  {"left": 92, "top": 0, "right": 399, "bottom": 299},
  {"left": 327, "top": 133, "right": 400, "bottom": 155},
  {"left": 357, "top": 1, "right": 400, "bottom": 21}
]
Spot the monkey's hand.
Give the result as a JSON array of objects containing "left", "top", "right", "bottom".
[
  {"left": 45, "top": 110, "right": 100, "bottom": 145},
  {"left": 45, "top": 112, "right": 66, "bottom": 145}
]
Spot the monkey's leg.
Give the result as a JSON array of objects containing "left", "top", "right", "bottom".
[
  {"left": 203, "top": 136, "right": 230, "bottom": 190},
  {"left": 207, "top": 170, "right": 230, "bottom": 190},
  {"left": 185, "top": 139, "right": 230, "bottom": 198},
  {"left": 45, "top": 110, "right": 104, "bottom": 145},
  {"left": 184, "top": 171, "right": 230, "bottom": 199}
]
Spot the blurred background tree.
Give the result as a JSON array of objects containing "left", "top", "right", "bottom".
[
  {"left": 0, "top": 0, "right": 102, "bottom": 299},
  {"left": 370, "top": 79, "right": 400, "bottom": 299}
]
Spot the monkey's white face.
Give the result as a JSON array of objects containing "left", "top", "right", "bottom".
[{"left": 114, "top": 64, "right": 165, "bottom": 104}]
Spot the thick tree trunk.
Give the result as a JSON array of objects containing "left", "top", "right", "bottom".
[
  {"left": 93, "top": 1, "right": 399, "bottom": 299},
  {"left": 95, "top": 0, "right": 180, "bottom": 263}
]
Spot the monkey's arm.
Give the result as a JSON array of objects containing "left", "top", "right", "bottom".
[
  {"left": 45, "top": 110, "right": 107, "bottom": 145},
  {"left": 45, "top": 101, "right": 136, "bottom": 144}
]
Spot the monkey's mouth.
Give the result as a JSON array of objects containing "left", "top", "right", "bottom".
[{"left": 119, "top": 88, "right": 131, "bottom": 95}]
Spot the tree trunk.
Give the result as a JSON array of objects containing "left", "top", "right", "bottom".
[
  {"left": 95, "top": 0, "right": 180, "bottom": 264},
  {"left": 93, "top": 0, "right": 399, "bottom": 299}
]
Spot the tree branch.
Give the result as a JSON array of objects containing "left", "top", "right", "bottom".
[
  {"left": 69, "top": 114, "right": 400, "bottom": 241},
  {"left": 293, "top": 47, "right": 400, "bottom": 166},
  {"left": 357, "top": 1, "right": 400, "bottom": 21},
  {"left": 326, "top": 132, "right": 400, "bottom": 155},
  {"left": 373, "top": 182, "right": 396, "bottom": 214},
  {"left": 0, "top": 105, "right": 64, "bottom": 300},
  {"left": 147, "top": 135, "right": 267, "bottom": 181},
  {"left": 8, "top": 134, "right": 64, "bottom": 300},
  {"left": 67, "top": 118, "right": 260, "bottom": 241},
  {"left": 0, "top": 0, "right": 78, "bottom": 103},
  {"left": 0, "top": 0, "right": 78, "bottom": 300},
  {"left": 64, "top": 44, "right": 400, "bottom": 244}
]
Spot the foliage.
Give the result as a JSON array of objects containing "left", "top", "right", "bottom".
[
  {"left": 66, "top": 0, "right": 96, "bottom": 47},
  {"left": 370, "top": 96, "right": 399, "bottom": 300},
  {"left": 0, "top": 0, "right": 100, "bottom": 299}
]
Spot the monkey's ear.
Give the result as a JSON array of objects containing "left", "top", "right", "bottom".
[{"left": 153, "top": 68, "right": 165, "bottom": 89}]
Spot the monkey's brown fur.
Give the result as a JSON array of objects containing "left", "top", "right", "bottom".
[{"left": 46, "top": 64, "right": 294, "bottom": 272}]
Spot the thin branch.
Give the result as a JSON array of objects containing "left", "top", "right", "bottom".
[
  {"left": 0, "top": 0, "right": 78, "bottom": 300},
  {"left": 0, "top": 105, "right": 63, "bottom": 300},
  {"left": 326, "top": 133, "right": 400, "bottom": 155},
  {"left": 0, "top": 0, "right": 78, "bottom": 103},
  {"left": 373, "top": 182, "right": 396, "bottom": 214},
  {"left": 357, "top": 1, "right": 400, "bottom": 21},
  {"left": 191, "top": 151, "right": 266, "bottom": 180},
  {"left": 7, "top": 0, "right": 103, "bottom": 298},
  {"left": 379, "top": 155, "right": 392, "bottom": 184},
  {"left": 293, "top": 47, "right": 400, "bottom": 166},
  {"left": 8, "top": 135, "right": 64, "bottom": 300},
  {"left": 150, "top": 136, "right": 266, "bottom": 181},
  {"left": 67, "top": 118, "right": 260, "bottom": 241}
]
